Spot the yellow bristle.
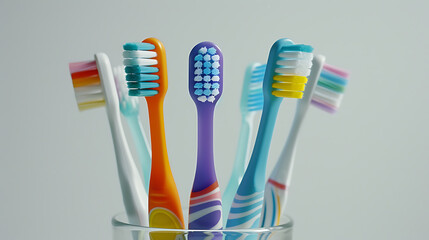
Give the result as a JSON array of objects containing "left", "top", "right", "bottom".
[
  {"left": 273, "top": 75, "right": 308, "bottom": 83},
  {"left": 72, "top": 76, "right": 100, "bottom": 88},
  {"left": 272, "top": 82, "right": 305, "bottom": 91},
  {"left": 77, "top": 100, "right": 106, "bottom": 111},
  {"left": 272, "top": 91, "right": 304, "bottom": 99}
]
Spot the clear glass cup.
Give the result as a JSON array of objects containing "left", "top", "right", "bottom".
[{"left": 112, "top": 212, "right": 293, "bottom": 240}]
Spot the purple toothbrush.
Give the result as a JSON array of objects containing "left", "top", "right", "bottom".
[{"left": 188, "top": 42, "right": 223, "bottom": 231}]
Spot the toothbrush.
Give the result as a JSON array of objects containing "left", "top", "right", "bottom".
[
  {"left": 69, "top": 54, "right": 149, "bottom": 226},
  {"left": 226, "top": 38, "right": 314, "bottom": 229},
  {"left": 188, "top": 42, "right": 224, "bottom": 231},
  {"left": 113, "top": 66, "right": 151, "bottom": 191},
  {"left": 222, "top": 63, "right": 265, "bottom": 225},
  {"left": 311, "top": 63, "right": 349, "bottom": 113},
  {"left": 122, "top": 38, "right": 185, "bottom": 230},
  {"left": 259, "top": 55, "right": 326, "bottom": 227}
]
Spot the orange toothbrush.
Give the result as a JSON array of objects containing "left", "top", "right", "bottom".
[{"left": 122, "top": 38, "right": 184, "bottom": 230}]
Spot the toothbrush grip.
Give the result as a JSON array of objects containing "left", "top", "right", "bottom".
[{"left": 147, "top": 99, "right": 184, "bottom": 229}]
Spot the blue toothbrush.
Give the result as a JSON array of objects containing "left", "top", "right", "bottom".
[{"left": 226, "top": 38, "right": 314, "bottom": 229}]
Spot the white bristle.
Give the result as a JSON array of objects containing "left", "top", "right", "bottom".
[
  {"left": 275, "top": 68, "right": 311, "bottom": 76},
  {"left": 313, "top": 86, "right": 343, "bottom": 106},
  {"left": 278, "top": 51, "right": 313, "bottom": 60},
  {"left": 75, "top": 91, "right": 104, "bottom": 104},
  {"left": 276, "top": 59, "right": 313, "bottom": 69},
  {"left": 123, "top": 58, "right": 157, "bottom": 66},
  {"left": 199, "top": 47, "right": 207, "bottom": 54},
  {"left": 212, "top": 89, "right": 220, "bottom": 96},
  {"left": 212, "top": 76, "right": 220, "bottom": 81},
  {"left": 123, "top": 50, "right": 157, "bottom": 58},
  {"left": 195, "top": 61, "right": 203, "bottom": 68},
  {"left": 74, "top": 84, "right": 102, "bottom": 96}
]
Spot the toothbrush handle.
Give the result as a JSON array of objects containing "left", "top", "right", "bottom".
[
  {"left": 226, "top": 100, "right": 281, "bottom": 229},
  {"left": 126, "top": 115, "right": 151, "bottom": 191},
  {"left": 96, "top": 53, "right": 148, "bottom": 226},
  {"left": 239, "top": 100, "right": 281, "bottom": 195},
  {"left": 189, "top": 105, "right": 223, "bottom": 230},
  {"left": 259, "top": 111, "right": 303, "bottom": 227},
  {"left": 146, "top": 99, "right": 184, "bottom": 229},
  {"left": 222, "top": 115, "right": 253, "bottom": 222},
  {"left": 193, "top": 105, "right": 217, "bottom": 191},
  {"left": 260, "top": 55, "right": 326, "bottom": 227}
]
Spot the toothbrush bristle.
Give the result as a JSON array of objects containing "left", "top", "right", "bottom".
[
  {"left": 189, "top": 42, "right": 223, "bottom": 104},
  {"left": 311, "top": 64, "right": 349, "bottom": 113},
  {"left": 247, "top": 64, "right": 265, "bottom": 112},
  {"left": 271, "top": 44, "right": 314, "bottom": 99},
  {"left": 69, "top": 60, "right": 105, "bottom": 111},
  {"left": 123, "top": 39, "right": 166, "bottom": 97}
]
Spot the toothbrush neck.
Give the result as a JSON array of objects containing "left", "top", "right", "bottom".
[
  {"left": 146, "top": 98, "right": 169, "bottom": 182},
  {"left": 192, "top": 104, "right": 217, "bottom": 192}
]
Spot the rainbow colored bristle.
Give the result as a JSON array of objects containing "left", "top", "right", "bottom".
[
  {"left": 311, "top": 63, "right": 349, "bottom": 113},
  {"left": 69, "top": 60, "right": 105, "bottom": 111}
]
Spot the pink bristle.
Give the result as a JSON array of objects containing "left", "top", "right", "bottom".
[
  {"left": 69, "top": 60, "right": 97, "bottom": 74},
  {"left": 323, "top": 63, "right": 349, "bottom": 78}
]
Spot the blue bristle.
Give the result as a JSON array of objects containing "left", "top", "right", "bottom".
[
  {"left": 280, "top": 44, "right": 314, "bottom": 53},
  {"left": 125, "top": 66, "right": 158, "bottom": 74},
  {"left": 212, "top": 69, "right": 220, "bottom": 75},
  {"left": 203, "top": 89, "right": 212, "bottom": 96},
  {"left": 320, "top": 70, "right": 348, "bottom": 86},
  {"left": 208, "top": 47, "right": 216, "bottom": 55},
  {"left": 127, "top": 82, "right": 160, "bottom": 89},
  {"left": 126, "top": 74, "right": 159, "bottom": 81},
  {"left": 129, "top": 89, "right": 158, "bottom": 97},
  {"left": 123, "top": 42, "right": 160, "bottom": 97},
  {"left": 195, "top": 89, "right": 203, "bottom": 96},
  {"left": 123, "top": 42, "right": 155, "bottom": 51},
  {"left": 204, "top": 68, "right": 211, "bottom": 75},
  {"left": 195, "top": 54, "right": 203, "bottom": 61},
  {"left": 191, "top": 44, "right": 222, "bottom": 103}
]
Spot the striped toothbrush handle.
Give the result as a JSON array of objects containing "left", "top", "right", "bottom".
[
  {"left": 189, "top": 181, "right": 223, "bottom": 230},
  {"left": 226, "top": 191, "right": 265, "bottom": 229}
]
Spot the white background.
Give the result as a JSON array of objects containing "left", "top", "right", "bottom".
[{"left": 1, "top": 0, "right": 428, "bottom": 239}]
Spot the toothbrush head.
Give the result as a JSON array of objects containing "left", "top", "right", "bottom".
[
  {"left": 69, "top": 60, "right": 105, "bottom": 111},
  {"left": 188, "top": 41, "right": 223, "bottom": 105},
  {"left": 264, "top": 38, "right": 314, "bottom": 100},
  {"left": 240, "top": 63, "right": 265, "bottom": 114},
  {"left": 123, "top": 38, "right": 167, "bottom": 98},
  {"left": 311, "top": 63, "right": 349, "bottom": 113},
  {"left": 112, "top": 65, "right": 139, "bottom": 117}
]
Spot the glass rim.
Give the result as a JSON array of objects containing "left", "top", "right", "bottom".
[{"left": 112, "top": 212, "right": 293, "bottom": 233}]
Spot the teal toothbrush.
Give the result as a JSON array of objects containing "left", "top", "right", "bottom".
[
  {"left": 113, "top": 66, "right": 151, "bottom": 190},
  {"left": 222, "top": 63, "right": 265, "bottom": 225}
]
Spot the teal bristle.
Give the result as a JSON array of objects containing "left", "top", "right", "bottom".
[
  {"left": 123, "top": 42, "right": 159, "bottom": 97},
  {"left": 247, "top": 64, "right": 265, "bottom": 112}
]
